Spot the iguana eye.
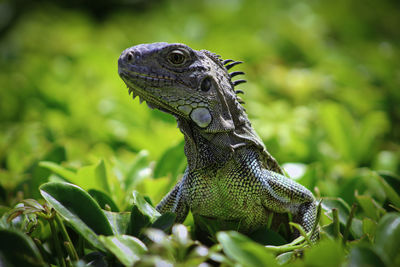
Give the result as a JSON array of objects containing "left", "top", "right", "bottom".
[
  {"left": 200, "top": 77, "right": 212, "bottom": 92},
  {"left": 167, "top": 50, "right": 187, "bottom": 65}
]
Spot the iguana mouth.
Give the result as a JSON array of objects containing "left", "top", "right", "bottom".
[
  {"left": 124, "top": 69, "right": 175, "bottom": 82},
  {"left": 119, "top": 73, "right": 187, "bottom": 117}
]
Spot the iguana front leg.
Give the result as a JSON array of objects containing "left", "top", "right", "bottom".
[
  {"left": 156, "top": 170, "right": 189, "bottom": 223},
  {"left": 260, "top": 170, "right": 317, "bottom": 238}
]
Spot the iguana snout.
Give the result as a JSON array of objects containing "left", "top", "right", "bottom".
[{"left": 118, "top": 43, "right": 211, "bottom": 118}]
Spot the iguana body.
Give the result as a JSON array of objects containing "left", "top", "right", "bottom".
[{"left": 118, "top": 42, "right": 317, "bottom": 240}]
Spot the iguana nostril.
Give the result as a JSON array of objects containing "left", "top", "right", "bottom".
[{"left": 126, "top": 51, "right": 134, "bottom": 62}]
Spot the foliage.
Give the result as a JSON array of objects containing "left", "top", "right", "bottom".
[
  {"left": 0, "top": 0, "right": 400, "bottom": 266},
  {"left": 1, "top": 161, "right": 399, "bottom": 266}
]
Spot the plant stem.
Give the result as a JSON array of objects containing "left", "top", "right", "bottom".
[
  {"left": 56, "top": 215, "right": 79, "bottom": 261},
  {"left": 332, "top": 208, "right": 340, "bottom": 239},
  {"left": 33, "top": 238, "right": 51, "bottom": 267},
  {"left": 265, "top": 243, "right": 305, "bottom": 253},
  {"left": 77, "top": 235, "right": 85, "bottom": 257},
  {"left": 289, "top": 222, "right": 312, "bottom": 246},
  {"left": 287, "top": 235, "right": 305, "bottom": 246},
  {"left": 388, "top": 204, "right": 400, "bottom": 212},
  {"left": 65, "top": 242, "right": 79, "bottom": 262},
  {"left": 48, "top": 218, "right": 66, "bottom": 267},
  {"left": 310, "top": 200, "right": 322, "bottom": 241},
  {"left": 66, "top": 257, "right": 73, "bottom": 267},
  {"left": 342, "top": 203, "right": 357, "bottom": 245}
]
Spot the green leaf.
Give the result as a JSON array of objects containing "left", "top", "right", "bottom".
[
  {"left": 321, "top": 197, "right": 363, "bottom": 239},
  {"left": 25, "top": 146, "right": 67, "bottom": 199},
  {"left": 40, "top": 182, "right": 113, "bottom": 235},
  {"left": 378, "top": 171, "right": 400, "bottom": 196},
  {"left": 40, "top": 160, "right": 111, "bottom": 194},
  {"left": 355, "top": 193, "right": 383, "bottom": 221},
  {"left": 193, "top": 214, "right": 241, "bottom": 241},
  {"left": 99, "top": 235, "right": 147, "bottom": 266},
  {"left": 129, "top": 205, "right": 151, "bottom": 237},
  {"left": 339, "top": 169, "right": 386, "bottom": 205},
  {"left": 103, "top": 210, "right": 131, "bottom": 235},
  {"left": 321, "top": 197, "right": 351, "bottom": 225},
  {"left": 348, "top": 246, "right": 385, "bottom": 267},
  {"left": 124, "top": 150, "right": 151, "bottom": 190},
  {"left": 217, "top": 231, "right": 278, "bottom": 267},
  {"left": 248, "top": 226, "right": 287, "bottom": 246},
  {"left": 135, "top": 176, "right": 171, "bottom": 205},
  {"left": 304, "top": 239, "right": 344, "bottom": 267},
  {"left": 0, "top": 228, "right": 44, "bottom": 266},
  {"left": 172, "top": 224, "right": 191, "bottom": 246},
  {"left": 153, "top": 140, "right": 186, "bottom": 180},
  {"left": 75, "top": 160, "right": 110, "bottom": 194},
  {"left": 39, "top": 161, "right": 77, "bottom": 181},
  {"left": 128, "top": 190, "right": 161, "bottom": 237},
  {"left": 132, "top": 191, "right": 160, "bottom": 222},
  {"left": 350, "top": 216, "right": 364, "bottom": 240},
  {"left": 319, "top": 103, "right": 388, "bottom": 164},
  {"left": 374, "top": 151, "right": 399, "bottom": 173},
  {"left": 93, "top": 160, "right": 110, "bottom": 194},
  {"left": 89, "top": 189, "right": 119, "bottom": 212},
  {"left": 374, "top": 213, "right": 400, "bottom": 266},
  {"left": 151, "top": 212, "right": 176, "bottom": 232},
  {"left": 276, "top": 251, "right": 295, "bottom": 265},
  {"left": 362, "top": 218, "right": 377, "bottom": 242},
  {"left": 80, "top": 252, "right": 108, "bottom": 266},
  {"left": 357, "top": 111, "right": 389, "bottom": 163},
  {"left": 40, "top": 182, "right": 113, "bottom": 251},
  {"left": 319, "top": 102, "right": 355, "bottom": 161},
  {"left": 377, "top": 172, "right": 400, "bottom": 207},
  {"left": 22, "top": 199, "right": 45, "bottom": 211}
]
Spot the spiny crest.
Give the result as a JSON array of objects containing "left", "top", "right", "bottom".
[
  {"left": 222, "top": 58, "right": 247, "bottom": 105},
  {"left": 202, "top": 50, "right": 247, "bottom": 105},
  {"left": 201, "top": 50, "right": 224, "bottom": 69}
]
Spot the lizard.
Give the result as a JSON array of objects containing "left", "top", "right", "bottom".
[{"left": 118, "top": 42, "right": 318, "bottom": 242}]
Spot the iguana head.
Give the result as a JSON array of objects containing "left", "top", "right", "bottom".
[{"left": 118, "top": 42, "right": 247, "bottom": 133}]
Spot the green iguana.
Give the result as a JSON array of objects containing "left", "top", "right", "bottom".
[{"left": 118, "top": 42, "right": 318, "bottom": 242}]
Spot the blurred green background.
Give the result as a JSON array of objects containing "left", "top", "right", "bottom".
[{"left": 0, "top": 0, "right": 399, "bottom": 204}]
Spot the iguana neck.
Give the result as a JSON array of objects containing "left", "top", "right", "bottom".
[{"left": 176, "top": 114, "right": 267, "bottom": 171}]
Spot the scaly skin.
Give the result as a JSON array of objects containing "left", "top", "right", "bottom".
[{"left": 118, "top": 42, "right": 317, "bottom": 241}]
